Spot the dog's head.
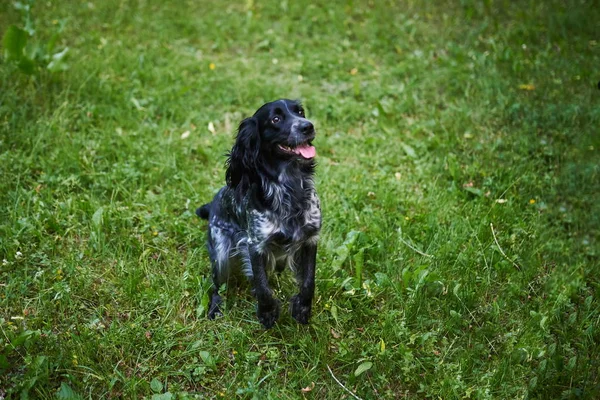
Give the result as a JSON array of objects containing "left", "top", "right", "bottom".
[{"left": 226, "top": 99, "right": 316, "bottom": 189}]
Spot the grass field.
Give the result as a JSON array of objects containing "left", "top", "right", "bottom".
[{"left": 1, "top": 0, "right": 599, "bottom": 398}]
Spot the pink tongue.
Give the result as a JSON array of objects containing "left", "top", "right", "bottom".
[{"left": 293, "top": 144, "right": 316, "bottom": 159}]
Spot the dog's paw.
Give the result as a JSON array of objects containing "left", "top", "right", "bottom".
[
  {"left": 257, "top": 300, "right": 280, "bottom": 329},
  {"left": 208, "top": 307, "right": 223, "bottom": 320},
  {"left": 208, "top": 294, "right": 223, "bottom": 320},
  {"left": 290, "top": 295, "right": 311, "bottom": 325}
]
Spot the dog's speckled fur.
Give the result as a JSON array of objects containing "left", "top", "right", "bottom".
[{"left": 197, "top": 99, "right": 321, "bottom": 328}]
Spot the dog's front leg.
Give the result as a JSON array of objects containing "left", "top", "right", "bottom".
[
  {"left": 290, "top": 243, "right": 317, "bottom": 324},
  {"left": 250, "top": 250, "right": 280, "bottom": 329}
]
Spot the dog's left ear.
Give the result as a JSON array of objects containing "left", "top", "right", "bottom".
[{"left": 226, "top": 117, "right": 260, "bottom": 188}]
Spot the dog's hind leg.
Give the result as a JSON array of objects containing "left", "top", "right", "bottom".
[
  {"left": 206, "top": 226, "right": 231, "bottom": 319},
  {"left": 208, "top": 267, "right": 223, "bottom": 319}
]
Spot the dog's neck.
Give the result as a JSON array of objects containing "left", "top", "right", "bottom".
[{"left": 260, "top": 162, "right": 315, "bottom": 217}]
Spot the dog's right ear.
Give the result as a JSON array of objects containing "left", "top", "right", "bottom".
[{"left": 226, "top": 117, "right": 260, "bottom": 189}]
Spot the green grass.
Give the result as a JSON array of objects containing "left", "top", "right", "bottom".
[{"left": 1, "top": 0, "right": 599, "bottom": 398}]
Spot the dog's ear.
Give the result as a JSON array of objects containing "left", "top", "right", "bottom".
[{"left": 226, "top": 117, "right": 260, "bottom": 188}]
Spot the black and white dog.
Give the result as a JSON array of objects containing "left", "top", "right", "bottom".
[{"left": 196, "top": 99, "right": 321, "bottom": 329}]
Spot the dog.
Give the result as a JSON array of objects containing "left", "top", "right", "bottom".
[{"left": 196, "top": 99, "right": 321, "bottom": 329}]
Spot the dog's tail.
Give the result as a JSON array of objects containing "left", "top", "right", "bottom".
[{"left": 196, "top": 203, "right": 210, "bottom": 220}]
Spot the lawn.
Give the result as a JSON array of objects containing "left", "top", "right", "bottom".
[{"left": 1, "top": 0, "right": 599, "bottom": 398}]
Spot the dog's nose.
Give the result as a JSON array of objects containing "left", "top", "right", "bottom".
[{"left": 299, "top": 120, "right": 314, "bottom": 135}]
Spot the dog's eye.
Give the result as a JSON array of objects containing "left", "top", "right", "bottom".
[
  {"left": 298, "top": 109, "right": 305, "bottom": 117},
  {"left": 272, "top": 116, "right": 281, "bottom": 124}
]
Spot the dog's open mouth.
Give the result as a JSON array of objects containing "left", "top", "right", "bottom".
[{"left": 278, "top": 141, "right": 316, "bottom": 159}]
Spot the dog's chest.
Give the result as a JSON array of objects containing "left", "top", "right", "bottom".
[{"left": 249, "top": 191, "right": 321, "bottom": 248}]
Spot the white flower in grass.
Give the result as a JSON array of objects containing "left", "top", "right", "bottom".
[{"left": 15, "top": 251, "right": 23, "bottom": 259}]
